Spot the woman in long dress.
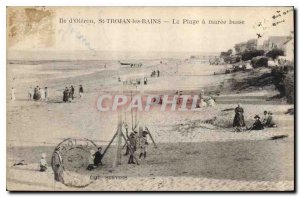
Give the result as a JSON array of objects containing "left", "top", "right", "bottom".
[{"left": 233, "top": 104, "right": 246, "bottom": 128}]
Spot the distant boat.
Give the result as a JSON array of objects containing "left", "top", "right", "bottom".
[
  {"left": 119, "top": 61, "right": 142, "bottom": 67},
  {"left": 120, "top": 62, "right": 131, "bottom": 65}
]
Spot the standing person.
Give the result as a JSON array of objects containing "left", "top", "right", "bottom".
[
  {"left": 52, "top": 147, "right": 64, "bottom": 182},
  {"left": 93, "top": 147, "right": 103, "bottom": 167},
  {"left": 40, "top": 87, "right": 45, "bottom": 101},
  {"left": 233, "top": 103, "right": 246, "bottom": 130},
  {"left": 63, "top": 87, "right": 69, "bottom": 103},
  {"left": 40, "top": 153, "right": 47, "bottom": 172},
  {"left": 79, "top": 85, "right": 84, "bottom": 98},
  {"left": 37, "top": 87, "right": 41, "bottom": 100},
  {"left": 127, "top": 131, "right": 138, "bottom": 164},
  {"left": 139, "top": 131, "right": 149, "bottom": 160},
  {"left": 70, "top": 85, "right": 75, "bottom": 100},
  {"left": 28, "top": 87, "right": 33, "bottom": 100},
  {"left": 33, "top": 86, "right": 38, "bottom": 100},
  {"left": 11, "top": 87, "right": 16, "bottom": 101},
  {"left": 157, "top": 70, "right": 160, "bottom": 77},
  {"left": 44, "top": 87, "right": 48, "bottom": 101}
]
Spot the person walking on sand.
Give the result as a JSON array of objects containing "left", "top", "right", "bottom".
[
  {"left": 79, "top": 85, "right": 84, "bottom": 98},
  {"left": 70, "top": 85, "right": 75, "bottom": 100},
  {"left": 233, "top": 103, "right": 246, "bottom": 130},
  {"left": 63, "top": 87, "right": 69, "bottom": 103},
  {"left": 11, "top": 87, "right": 16, "bottom": 101},
  {"left": 44, "top": 87, "right": 48, "bottom": 101},
  {"left": 157, "top": 70, "right": 160, "bottom": 77},
  {"left": 40, "top": 153, "right": 47, "bottom": 172}
]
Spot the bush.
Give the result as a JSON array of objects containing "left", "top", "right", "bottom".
[
  {"left": 266, "top": 49, "right": 284, "bottom": 59},
  {"left": 251, "top": 56, "right": 268, "bottom": 68},
  {"left": 284, "top": 71, "right": 294, "bottom": 104},
  {"left": 241, "top": 50, "right": 265, "bottom": 61}
]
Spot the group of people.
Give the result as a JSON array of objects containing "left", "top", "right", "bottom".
[
  {"left": 176, "top": 90, "right": 217, "bottom": 108},
  {"left": 124, "top": 125, "right": 149, "bottom": 164},
  {"left": 233, "top": 104, "right": 277, "bottom": 132},
  {"left": 150, "top": 70, "right": 160, "bottom": 77},
  {"left": 63, "top": 85, "right": 84, "bottom": 102},
  {"left": 86, "top": 147, "right": 104, "bottom": 171},
  {"left": 29, "top": 86, "right": 48, "bottom": 101}
]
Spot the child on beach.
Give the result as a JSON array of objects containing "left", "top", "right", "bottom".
[{"left": 40, "top": 153, "right": 47, "bottom": 172}]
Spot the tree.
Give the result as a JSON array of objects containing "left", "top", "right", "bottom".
[
  {"left": 241, "top": 49, "right": 265, "bottom": 61},
  {"left": 266, "top": 49, "right": 284, "bottom": 60},
  {"left": 251, "top": 56, "right": 268, "bottom": 68}
]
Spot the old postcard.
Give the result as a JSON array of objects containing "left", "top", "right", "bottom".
[{"left": 6, "top": 7, "right": 294, "bottom": 191}]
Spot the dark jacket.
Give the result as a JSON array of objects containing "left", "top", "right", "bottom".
[{"left": 93, "top": 151, "right": 103, "bottom": 166}]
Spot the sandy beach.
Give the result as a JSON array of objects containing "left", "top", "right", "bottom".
[{"left": 6, "top": 59, "right": 294, "bottom": 191}]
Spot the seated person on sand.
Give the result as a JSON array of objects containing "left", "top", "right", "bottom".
[
  {"left": 40, "top": 153, "right": 47, "bottom": 172},
  {"left": 265, "top": 112, "right": 277, "bottom": 128},
  {"left": 248, "top": 115, "right": 264, "bottom": 131},
  {"left": 93, "top": 147, "right": 103, "bottom": 167},
  {"left": 197, "top": 98, "right": 207, "bottom": 108},
  {"left": 206, "top": 97, "right": 216, "bottom": 107},
  {"left": 262, "top": 111, "right": 268, "bottom": 126},
  {"left": 87, "top": 150, "right": 96, "bottom": 171}
]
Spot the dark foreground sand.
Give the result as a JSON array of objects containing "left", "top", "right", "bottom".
[{"left": 7, "top": 137, "right": 294, "bottom": 191}]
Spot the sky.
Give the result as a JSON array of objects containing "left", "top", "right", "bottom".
[{"left": 7, "top": 7, "right": 294, "bottom": 59}]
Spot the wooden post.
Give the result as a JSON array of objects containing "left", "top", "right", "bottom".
[
  {"left": 102, "top": 131, "right": 118, "bottom": 159},
  {"left": 145, "top": 126, "right": 158, "bottom": 148},
  {"left": 121, "top": 132, "right": 139, "bottom": 165}
]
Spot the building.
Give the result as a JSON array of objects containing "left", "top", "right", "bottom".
[
  {"left": 261, "top": 36, "right": 290, "bottom": 51},
  {"left": 234, "top": 39, "right": 258, "bottom": 54},
  {"left": 282, "top": 37, "right": 294, "bottom": 61}
]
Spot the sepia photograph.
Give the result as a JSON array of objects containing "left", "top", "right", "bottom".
[{"left": 6, "top": 6, "right": 295, "bottom": 191}]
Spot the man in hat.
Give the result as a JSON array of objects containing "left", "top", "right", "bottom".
[{"left": 248, "top": 115, "right": 264, "bottom": 130}]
